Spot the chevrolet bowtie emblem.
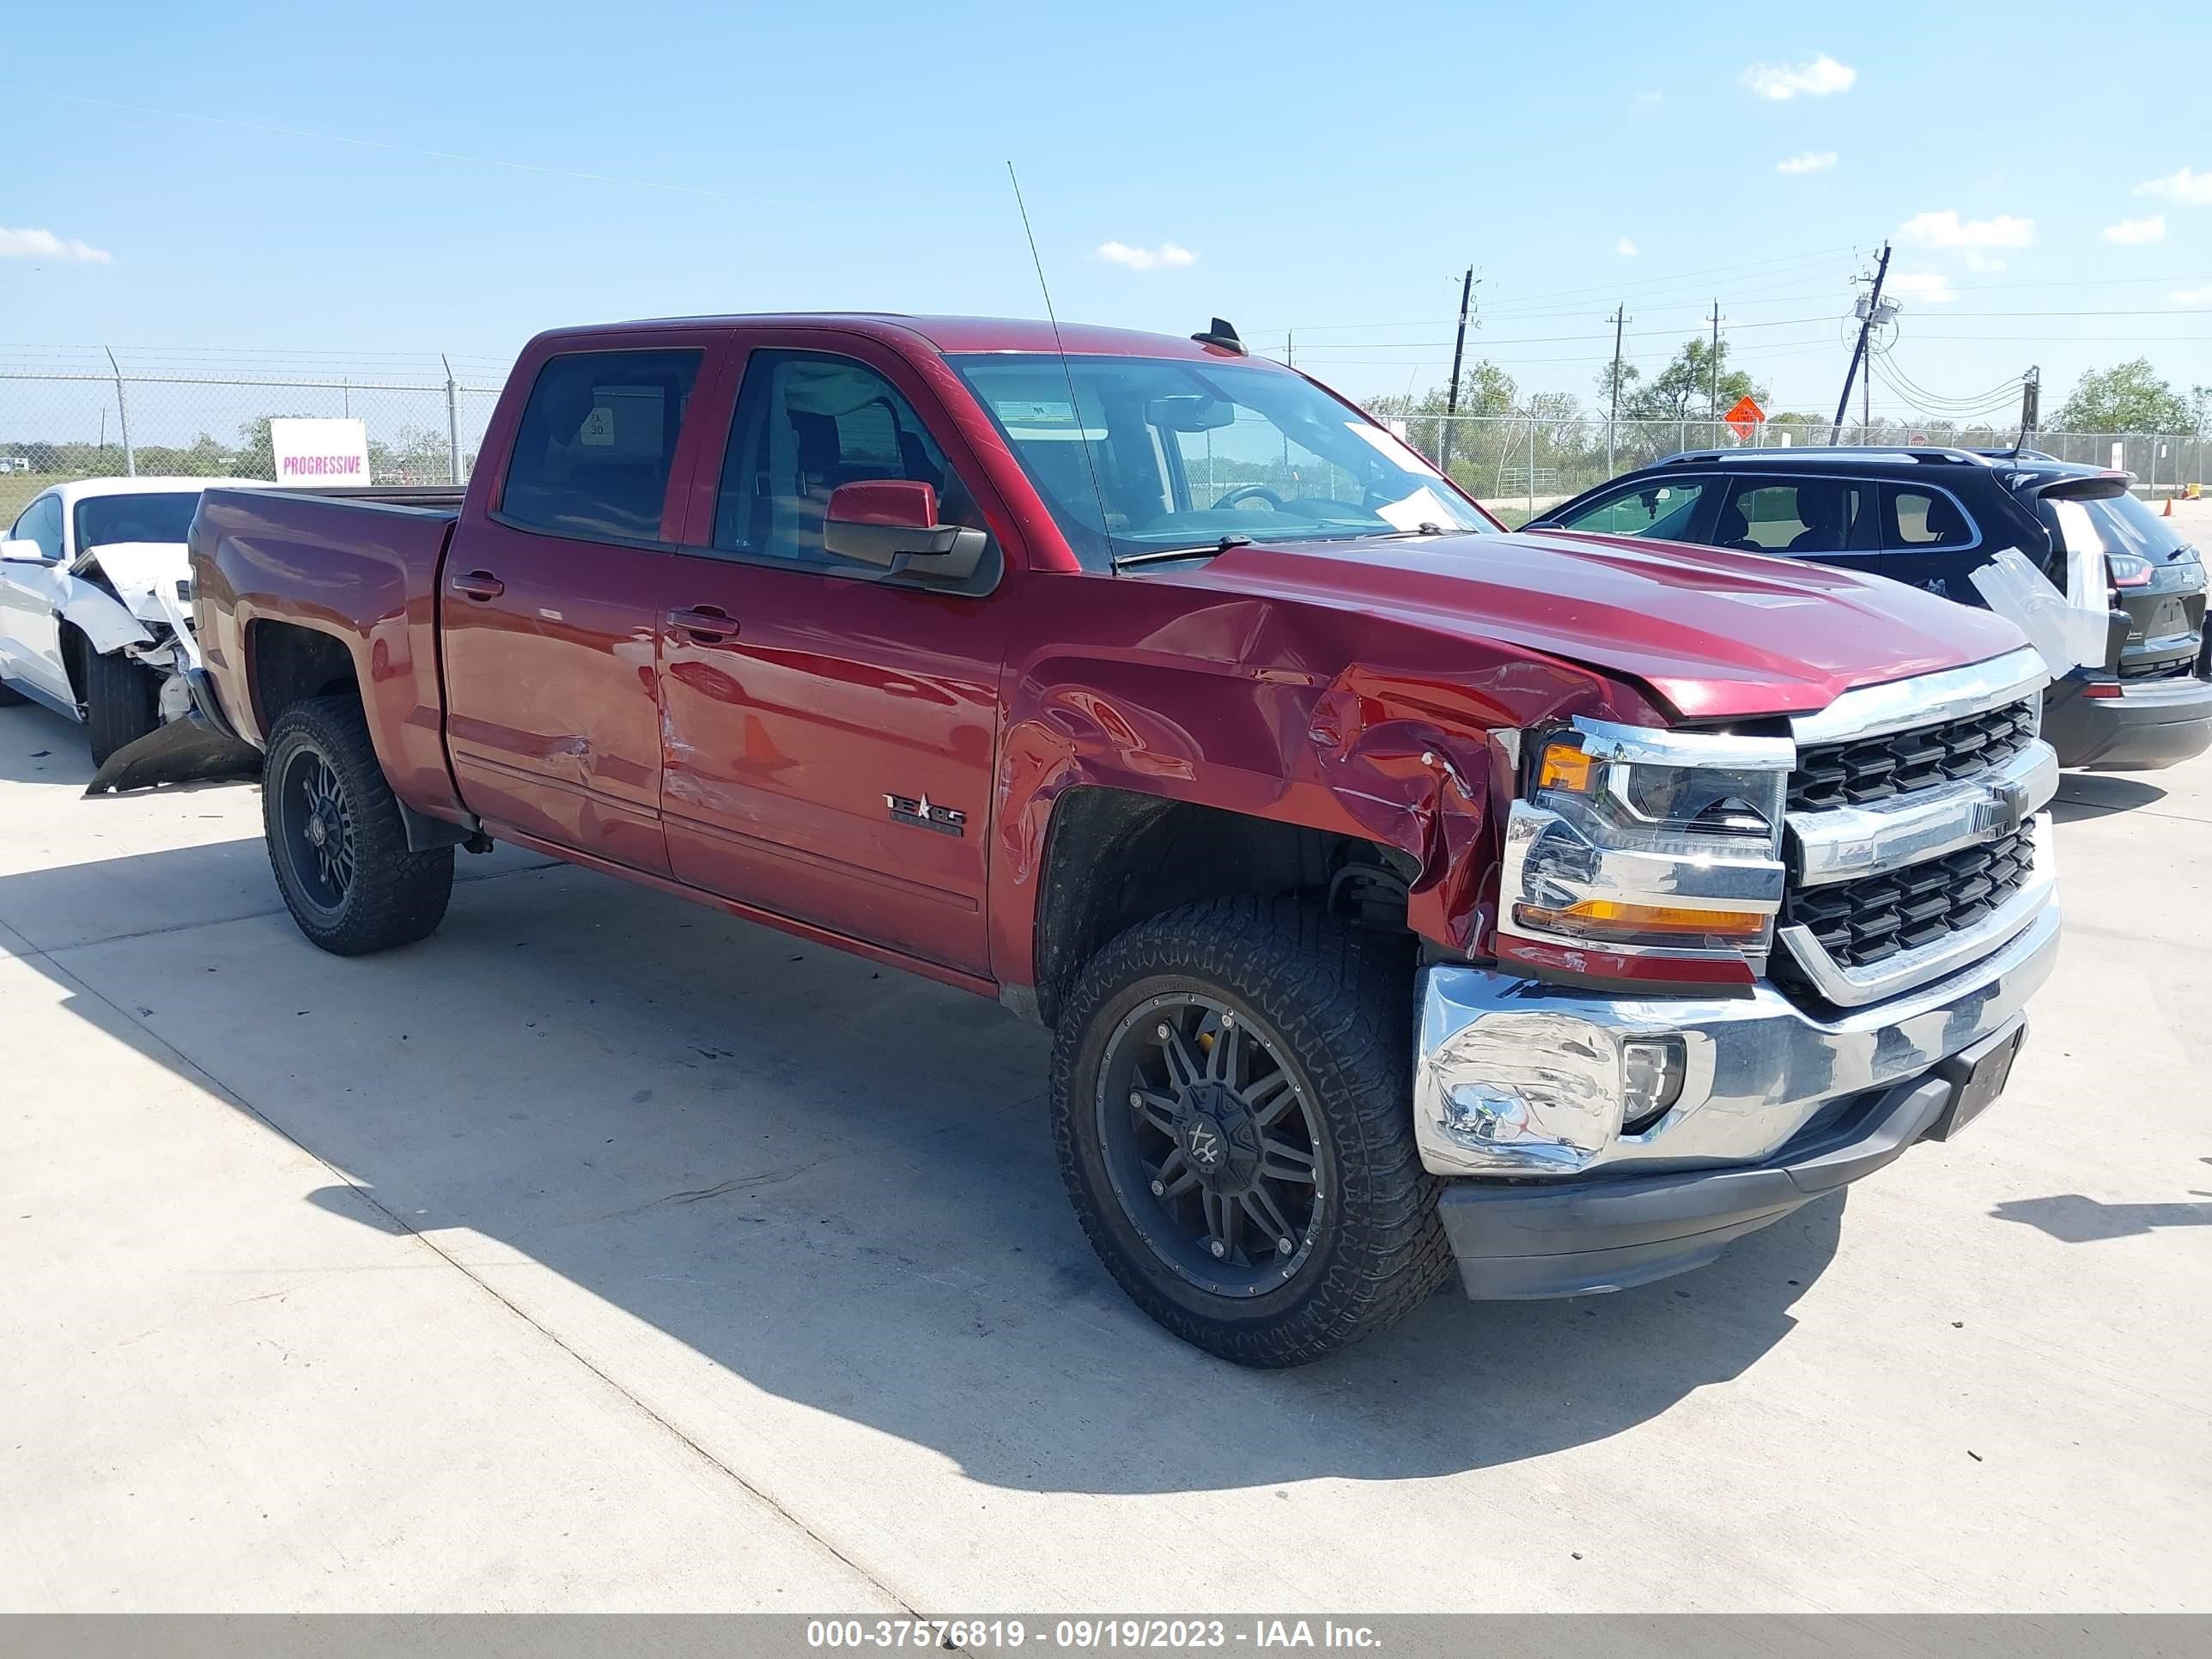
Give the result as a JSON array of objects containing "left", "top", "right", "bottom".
[{"left": 884, "top": 792, "right": 967, "bottom": 837}]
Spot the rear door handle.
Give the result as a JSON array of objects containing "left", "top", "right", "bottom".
[
  {"left": 666, "top": 605, "right": 739, "bottom": 644},
  {"left": 451, "top": 570, "right": 505, "bottom": 601}
]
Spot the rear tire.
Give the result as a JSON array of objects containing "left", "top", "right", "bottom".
[
  {"left": 83, "top": 647, "right": 161, "bottom": 765},
  {"left": 1051, "top": 896, "right": 1450, "bottom": 1368},
  {"left": 263, "top": 695, "right": 453, "bottom": 956}
]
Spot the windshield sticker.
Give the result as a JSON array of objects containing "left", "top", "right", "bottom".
[
  {"left": 579, "top": 407, "right": 616, "bottom": 447},
  {"left": 995, "top": 400, "right": 1077, "bottom": 426},
  {"left": 1375, "top": 485, "right": 1459, "bottom": 532},
  {"left": 1346, "top": 421, "right": 1436, "bottom": 474}
]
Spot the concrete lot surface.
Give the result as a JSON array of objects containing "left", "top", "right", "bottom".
[{"left": 1, "top": 699, "right": 2207, "bottom": 1613}]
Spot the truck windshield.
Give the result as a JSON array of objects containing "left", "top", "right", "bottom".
[
  {"left": 74, "top": 492, "right": 202, "bottom": 552},
  {"left": 949, "top": 355, "right": 1490, "bottom": 569}
]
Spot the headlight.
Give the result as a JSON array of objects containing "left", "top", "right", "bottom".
[{"left": 1498, "top": 719, "right": 1793, "bottom": 991}]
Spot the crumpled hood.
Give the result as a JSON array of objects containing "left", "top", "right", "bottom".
[
  {"left": 1139, "top": 528, "right": 2032, "bottom": 721},
  {"left": 74, "top": 541, "right": 189, "bottom": 623}
]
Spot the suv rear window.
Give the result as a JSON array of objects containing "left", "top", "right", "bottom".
[
  {"left": 2038, "top": 489, "right": 2190, "bottom": 561},
  {"left": 501, "top": 349, "right": 702, "bottom": 543}
]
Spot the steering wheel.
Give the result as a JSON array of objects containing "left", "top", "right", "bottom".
[{"left": 1212, "top": 485, "right": 1285, "bottom": 512}]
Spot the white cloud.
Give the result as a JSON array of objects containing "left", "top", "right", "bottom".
[
  {"left": 2132, "top": 166, "right": 2212, "bottom": 207},
  {"left": 1093, "top": 240, "right": 1197, "bottom": 272},
  {"left": 1965, "top": 252, "right": 2007, "bottom": 272},
  {"left": 1614, "top": 237, "right": 1639, "bottom": 257},
  {"left": 1887, "top": 271, "right": 1957, "bottom": 304},
  {"left": 2173, "top": 285, "right": 2212, "bottom": 306},
  {"left": 1741, "top": 54, "right": 1856, "bottom": 100},
  {"left": 1777, "top": 150, "right": 1838, "bottom": 175},
  {"left": 0, "top": 226, "right": 113, "bottom": 264},
  {"left": 2102, "top": 215, "right": 2166, "bottom": 246},
  {"left": 1899, "top": 209, "right": 2034, "bottom": 249}
]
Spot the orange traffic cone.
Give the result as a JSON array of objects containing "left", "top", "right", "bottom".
[{"left": 2164, "top": 495, "right": 2173, "bottom": 517}]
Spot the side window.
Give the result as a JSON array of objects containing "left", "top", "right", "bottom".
[
  {"left": 1719, "top": 479, "right": 1869, "bottom": 556},
  {"left": 1884, "top": 487, "right": 1977, "bottom": 551},
  {"left": 712, "top": 350, "right": 988, "bottom": 571},
  {"left": 499, "top": 349, "right": 703, "bottom": 544},
  {"left": 1557, "top": 478, "right": 1708, "bottom": 539},
  {"left": 9, "top": 495, "right": 64, "bottom": 560}
]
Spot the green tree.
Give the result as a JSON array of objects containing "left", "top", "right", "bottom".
[
  {"left": 1620, "top": 336, "right": 1766, "bottom": 424},
  {"left": 233, "top": 415, "right": 314, "bottom": 480},
  {"left": 2053, "top": 360, "right": 2192, "bottom": 433}
]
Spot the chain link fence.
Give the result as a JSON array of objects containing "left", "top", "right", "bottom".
[
  {"left": 0, "top": 349, "right": 508, "bottom": 524},
  {"left": 3, "top": 350, "right": 2207, "bottom": 532},
  {"left": 1395, "top": 414, "right": 2210, "bottom": 525}
]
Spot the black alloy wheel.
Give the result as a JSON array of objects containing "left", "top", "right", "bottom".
[{"left": 1096, "top": 994, "right": 1329, "bottom": 1297}]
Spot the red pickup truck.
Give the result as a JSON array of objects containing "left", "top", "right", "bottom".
[{"left": 185, "top": 313, "right": 2060, "bottom": 1366}]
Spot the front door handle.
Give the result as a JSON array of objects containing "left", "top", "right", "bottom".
[
  {"left": 451, "top": 569, "right": 505, "bottom": 601},
  {"left": 667, "top": 605, "right": 739, "bottom": 644}
]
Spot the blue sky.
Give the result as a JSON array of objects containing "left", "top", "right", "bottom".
[{"left": 5, "top": 0, "right": 2209, "bottom": 419}]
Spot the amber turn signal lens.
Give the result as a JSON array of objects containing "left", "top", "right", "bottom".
[
  {"left": 1536, "top": 743, "right": 1597, "bottom": 793},
  {"left": 1517, "top": 897, "right": 1770, "bottom": 939}
]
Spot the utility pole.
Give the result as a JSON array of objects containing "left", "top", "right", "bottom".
[
  {"left": 1606, "top": 304, "right": 1628, "bottom": 474},
  {"left": 1438, "top": 264, "right": 1475, "bottom": 473},
  {"left": 2017, "top": 365, "right": 2040, "bottom": 450},
  {"left": 1707, "top": 300, "right": 1722, "bottom": 434},
  {"left": 1831, "top": 242, "right": 1893, "bottom": 445}
]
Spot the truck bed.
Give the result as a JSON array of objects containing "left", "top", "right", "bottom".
[{"left": 190, "top": 484, "right": 468, "bottom": 822}]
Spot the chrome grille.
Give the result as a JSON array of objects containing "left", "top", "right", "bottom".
[
  {"left": 1779, "top": 823, "right": 2035, "bottom": 976},
  {"left": 1786, "top": 698, "right": 2038, "bottom": 814}
]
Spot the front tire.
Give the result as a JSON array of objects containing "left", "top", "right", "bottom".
[
  {"left": 263, "top": 695, "right": 453, "bottom": 956},
  {"left": 1051, "top": 896, "right": 1450, "bottom": 1368},
  {"left": 83, "top": 647, "right": 161, "bottom": 765}
]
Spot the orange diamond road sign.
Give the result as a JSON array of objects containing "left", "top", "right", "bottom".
[{"left": 1725, "top": 395, "right": 1765, "bottom": 441}]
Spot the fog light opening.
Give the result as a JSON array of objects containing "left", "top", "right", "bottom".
[{"left": 1620, "top": 1036, "right": 1686, "bottom": 1133}]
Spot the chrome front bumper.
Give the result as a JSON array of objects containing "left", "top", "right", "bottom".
[{"left": 1414, "top": 876, "right": 2060, "bottom": 1181}]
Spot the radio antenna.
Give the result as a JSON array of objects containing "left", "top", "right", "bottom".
[{"left": 1007, "top": 161, "right": 1113, "bottom": 562}]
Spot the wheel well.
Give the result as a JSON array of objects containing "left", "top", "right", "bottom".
[
  {"left": 1030, "top": 786, "right": 1418, "bottom": 1028},
  {"left": 248, "top": 621, "right": 360, "bottom": 731},
  {"left": 57, "top": 624, "right": 88, "bottom": 709}
]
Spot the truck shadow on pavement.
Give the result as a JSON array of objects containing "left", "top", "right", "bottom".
[
  {"left": 2049, "top": 775, "right": 2166, "bottom": 823},
  {"left": 1989, "top": 1193, "right": 2212, "bottom": 1242},
  {"left": 1, "top": 838, "right": 1845, "bottom": 1495}
]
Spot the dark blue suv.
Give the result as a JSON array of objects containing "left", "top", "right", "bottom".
[{"left": 1533, "top": 447, "right": 2211, "bottom": 769}]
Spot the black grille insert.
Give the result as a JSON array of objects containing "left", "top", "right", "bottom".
[
  {"left": 1788, "top": 699, "right": 2037, "bottom": 814},
  {"left": 1780, "top": 823, "right": 2035, "bottom": 975}
]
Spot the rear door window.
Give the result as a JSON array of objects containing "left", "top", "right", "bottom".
[
  {"left": 1554, "top": 477, "right": 1710, "bottom": 539},
  {"left": 500, "top": 349, "right": 704, "bottom": 544},
  {"left": 1717, "top": 478, "right": 1871, "bottom": 556},
  {"left": 1881, "top": 486, "right": 1978, "bottom": 551}
]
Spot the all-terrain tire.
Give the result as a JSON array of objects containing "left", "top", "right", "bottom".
[
  {"left": 262, "top": 695, "right": 453, "bottom": 956},
  {"left": 1052, "top": 896, "right": 1451, "bottom": 1368},
  {"left": 83, "top": 647, "right": 161, "bottom": 766}
]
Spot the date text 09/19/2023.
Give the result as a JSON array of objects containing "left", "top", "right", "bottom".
[{"left": 804, "top": 1619, "right": 1383, "bottom": 1650}]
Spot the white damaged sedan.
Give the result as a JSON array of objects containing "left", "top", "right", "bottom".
[{"left": 0, "top": 476, "right": 276, "bottom": 772}]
